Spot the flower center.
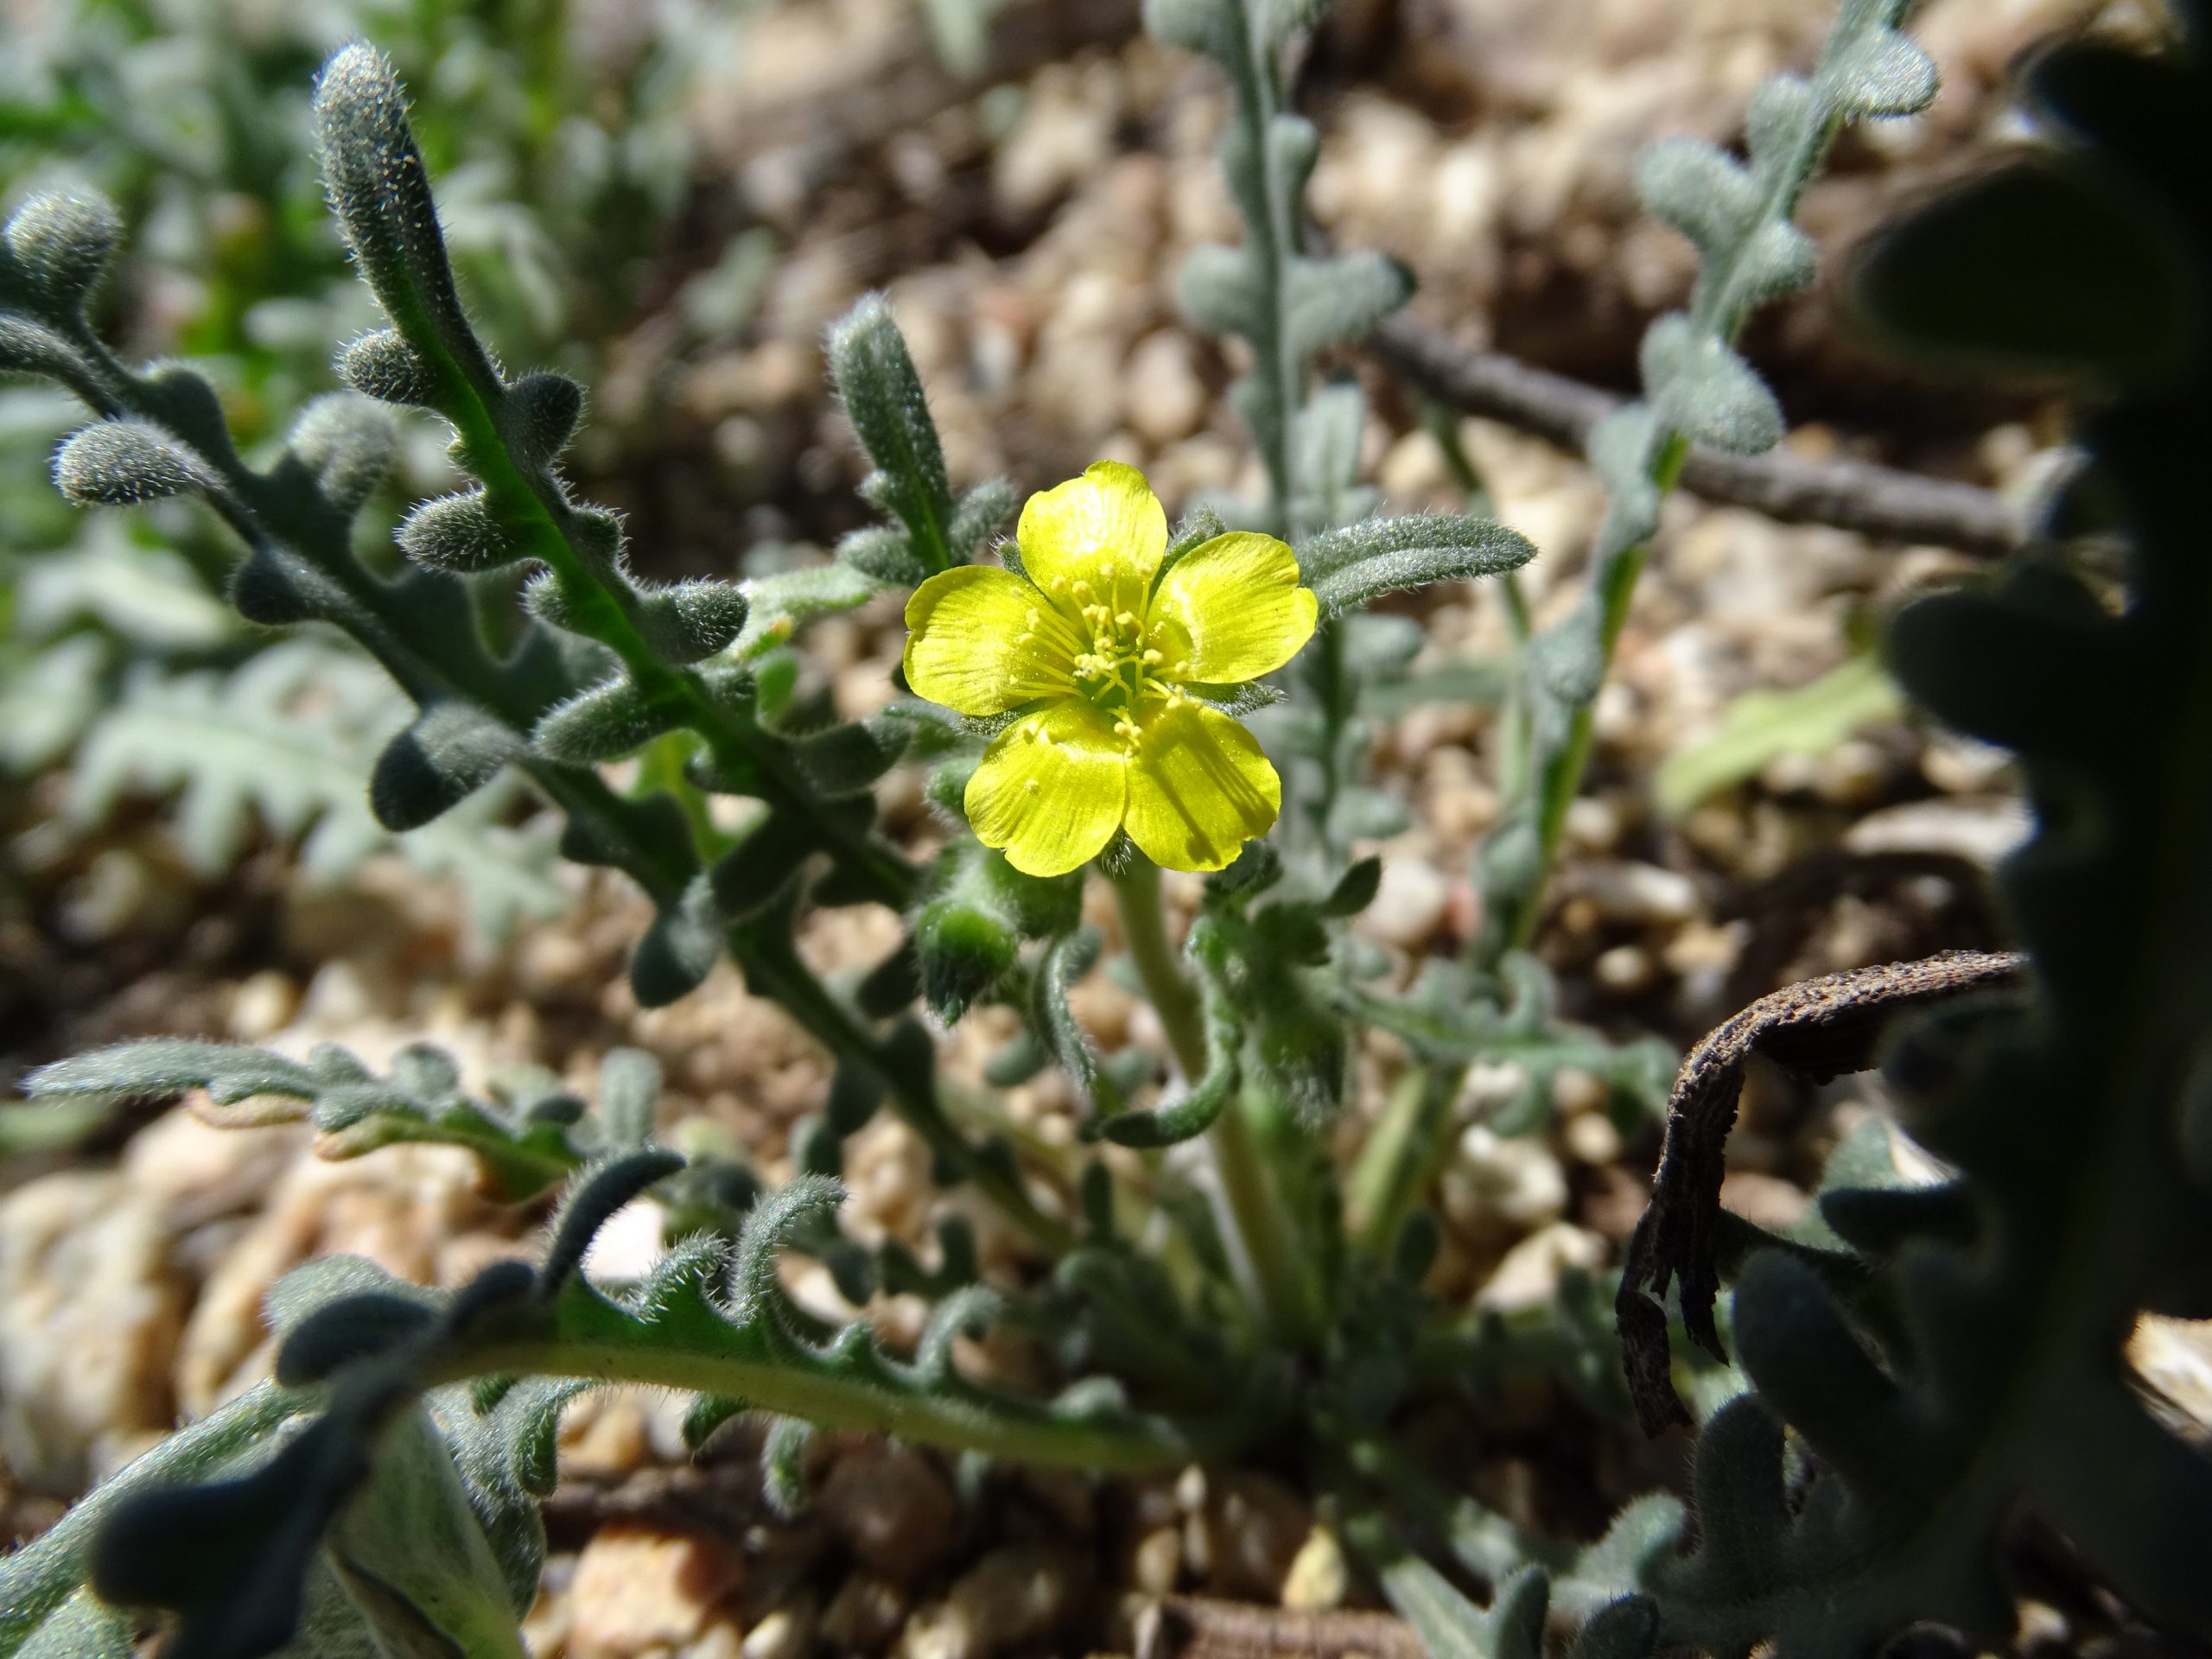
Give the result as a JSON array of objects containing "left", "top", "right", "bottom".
[{"left": 1055, "top": 575, "right": 1189, "bottom": 742}]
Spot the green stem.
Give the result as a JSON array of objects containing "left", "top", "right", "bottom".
[
  {"left": 1346, "top": 1066, "right": 1455, "bottom": 1260},
  {"left": 1211, "top": 1082, "right": 1327, "bottom": 1347},
  {"left": 1109, "top": 855, "right": 1210, "bottom": 1079},
  {"left": 1109, "top": 855, "right": 1320, "bottom": 1346},
  {"left": 69, "top": 350, "right": 1073, "bottom": 1267},
  {"left": 1481, "top": 77, "right": 1859, "bottom": 961},
  {"left": 256, "top": 201, "right": 912, "bottom": 910},
  {"left": 1220, "top": 0, "right": 1299, "bottom": 534},
  {"left": 435, "top": 1337, "right": 1243, "bottom": 1474},
  {"left": 435, "top": 359, "right": 916, "bottom": 909},
  {"left": 1501, "top": 435, "right": 1683, "bottom": 955}
]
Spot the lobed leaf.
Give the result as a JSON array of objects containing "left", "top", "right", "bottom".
[
  {"left": 53, "top": 421, "right": 212, "bottom": 505},
  {"left": 1299, "top": 515, "right": 1535, "bottom": 616}
]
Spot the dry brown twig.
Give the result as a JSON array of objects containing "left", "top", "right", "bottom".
[
  {"left": 1135, "top": 1597, "right": 1427, "bottom": 1659},
  {"left": 1617, "top": 948, "right": 2031, "bottom": 1433},
  {"left": 1372, "top": 315, "right": 2030, "bottom": 557}
]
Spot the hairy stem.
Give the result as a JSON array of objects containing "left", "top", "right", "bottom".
[
  {"left": 54, "top": 345, "right": 1071, "bottom": 1263},
  {"left": 1501, "top": 434, "right": 1686, "bottom": 955},
  {"left": 1109, "top": 855, "right": 1320, "bottom": 1346},
  {"left": 1219, "top": 0, "right": 1298, "bottom": 534},
  {"left": 433, "top": 1338, "right": 1239, "bottom": 1473},
  {"left": 1110, "top": 855, "right": 1211, "bottom": 1080}
]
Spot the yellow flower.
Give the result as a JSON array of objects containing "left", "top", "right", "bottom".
[{"left": 903, "top": 461, "right": 1318, "bottom": 877}]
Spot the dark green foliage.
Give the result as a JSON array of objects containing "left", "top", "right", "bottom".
[
  {"left": 285, "top": 395, "right": 399, "bottom": 513},
  {"left": 760, "top": 1417, "right": 817, "bottom": 1518},
  {"left": 1613, "top": 12, "right": 2212, "bottom": 1655},
  {"left": 372, "top": 702, "right": 524, "bottom": 831},
  {"left": 0, "top": 1100, "right": 1245, "bottom": 1659},
  {"left": 639, "top": 581, "right": 752, "bottom": 665},
  {"left": 537, "top": 1151, "right": 688, "bottom": 1296},
  {"left": 531, "top": 675, "right": 679, "bottom": 764},
  {"left": 336, "top": 328, "right": 438, "bottom": 407},
  {"left": 24, "top": 1036, "right": 664, "bottom": 1202},
  {"left": 0, "top": 1389, "right": 308, "bottom": 1659},
  {"left": 3, "top": 190, "right": 120, "bottom": 312},
  {"left": 505, "top": 372, "right": 585, "bottom": 465},
  {"left": 52, "top": 421, "right": 212, "bottom": 505},
  {"left": 396, "top": 492, "right": 524, "bottom": 575},
  {"left": 22, "top": 5, "right": 2195, "bottom": 1659}
]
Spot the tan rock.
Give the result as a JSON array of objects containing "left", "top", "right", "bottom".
[
  {"left": 898, "top": 1544, "right": 1083, "bottom": 1659},
  {"left": 739, "top": 1598, "right": 818, "bottom": 1659},
  {"left": 819, "top": 1441, "right": 960, "bottom": 1581},
  {"left": 1476, "top": 1222, "right": 1608, "bottom": 1313},
  {"left": 0, "top": 1171, "right": 183, "bottom": 1489},
  {"left": 1122, "top": 330, "right": 1207, "bottom": 447},
  {"left": 1130, "top": 1525, "right": 1184, "bottom": 1597},
  {"left": 1719, "top": 1172, "right": 1810, "bottom": 1232},
  {"left": 1355, "top": 857, "right": 1450, "bottom": 951},
  {"left": 559, "top": 1391, "right": 652, "bottom": 1479},
  {"left": 821, "top": 1572, "right": 908, "bottom": 1655},
  {"left": 173, "top": 1141, "right": 486, "bottom": 1413},
  {"left": 1279, "top": 1526, "right": 1350, "bottom": 1612},
  {"left": 1193, "top": 1470, "right": 1311, "bottom": 1602},
  {"left": 1441, "top": 1125, "right": 1568, "bottom": 1239},
  {"left": 568, "top": 1525, "right": 745, "bottom": 1659},
  {"left": 2131, "top": 1315, "right": 2212, "bottom": 1445}
]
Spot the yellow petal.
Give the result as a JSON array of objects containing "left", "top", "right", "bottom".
[
  {"left": 904, "top": 566, "right": 1083, "bottom": 716},
  {"left": 965, "top": 700, "right": 1129, "bottom": 877},
  {"left": 1125, "top": 697, "right": 1281, "bottom": 873},
  {"left": 1015, "top": 461, "right": 1168, "bottom": 611},
  {"left": 1147, "top": 531, "right": 1318, "bottom": 685}
]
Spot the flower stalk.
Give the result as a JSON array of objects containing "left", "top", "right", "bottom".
[{"left": 1109, "top": 853, "right": 1322, "bottom": 1347}]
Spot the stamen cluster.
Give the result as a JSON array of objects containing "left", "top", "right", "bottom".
[{"left": 901, "top": 462, "right": 1318, "bottom": 874}]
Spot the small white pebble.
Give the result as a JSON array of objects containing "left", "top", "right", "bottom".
[
  {"left": 740, "top": 1605, "right": 812, "bottom": 1659},
  {"left": 1578, "top": 861, "right": 1698, "bottom": 925},
  {"left": 1564, "top": 795, "right": 1623, "bottom": 852},
  {"left": 1593, "top": 944, "right": 1656, "bottom": 995},
  {"left": 1476, "top": 1222, "right": 1607, "bottom": 1311},
  {"left": 1443, "top": 1125, "right": 1567, "bottom": 1232},
  {"left": 1562, "top": 1111, "right": 1623, "bottom": 1166},
  {"left": 1459, "top": 1062, "right": 1529, "bottom": 1119},
  {"left": 1549, "top": 1067, "right": 1609, "bottom": 1117},
  {"left": 226, "top": 969, "right": 298, "bottom": 1041},
  {"left": 1280, "top": 1527, "right": 1350, "bottom": 1612},
  {"left": 1132, "top": 1526, "right": 1184, "bottom": 1596},
  {"left": 1814, "top": 739, "right": 1890, "bottom": 809},
  {"left": 1355, "top": 856, "right": 1450, "bottom": 950},
  {"left": 1173, "top": 1464, "right": 1207, "bottom": 1513}
]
